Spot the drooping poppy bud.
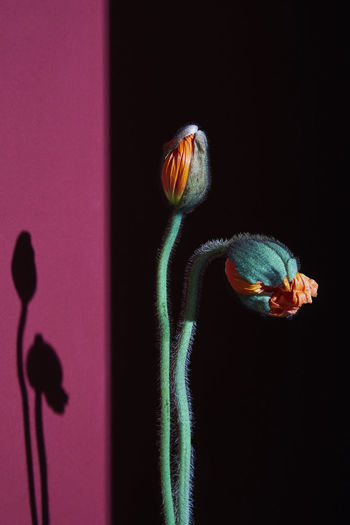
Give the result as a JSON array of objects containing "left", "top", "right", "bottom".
[
  {"left": 161, "top": 124, "right": 210, "bottom": 212},
  {"left": 225, "top": 234, "right": 318, "bottom": 317}
]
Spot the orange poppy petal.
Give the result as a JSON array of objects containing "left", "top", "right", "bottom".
[
  {"left": 291, "top": 272, "right": 318, "bottom": 306},
  {"left": 161, "top": 134, "right": 195, "bottom": 205},
  {"left": 225, "top": 259, "right": 265, "bottom": 295},
  {"left": 269, "top": 272, "right": 318, "bottom": 316},
  {"left": 174, "top": 135, "right": 194, "bottom": 199}
]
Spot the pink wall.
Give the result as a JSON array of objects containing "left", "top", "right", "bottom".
[{"left": 0, "top": 1, "right": 109, "bottom": 523}]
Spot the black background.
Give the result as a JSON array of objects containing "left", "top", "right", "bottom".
[{"left": 110, "top": 3, "right": 340, "bottom": 524}]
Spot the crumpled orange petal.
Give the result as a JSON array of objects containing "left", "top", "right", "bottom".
[{"left": 269, "top": 272, "right": 318, "bottom": 317}]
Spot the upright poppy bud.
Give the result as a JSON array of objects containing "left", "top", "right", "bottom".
[
  {"left": 225, "top": 234, "right": 318, "bottom": 317},
  {"left": 161, "top": 124, "right": 210, "bottom": 212}
]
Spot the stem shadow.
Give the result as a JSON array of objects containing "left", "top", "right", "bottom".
[
  {"left": 27, "top": 334, "right": 69, "bottom": 525},
  {"left": 12, "top": 232, "right": 38, "bottom": 525}
]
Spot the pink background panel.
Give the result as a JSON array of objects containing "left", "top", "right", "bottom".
[{"left": 0, "top": 1, "right": 109, "bottom": 524}]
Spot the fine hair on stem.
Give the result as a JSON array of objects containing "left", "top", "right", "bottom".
[{"left": 172, "top": 238, "right": 230, "bottom": 525}]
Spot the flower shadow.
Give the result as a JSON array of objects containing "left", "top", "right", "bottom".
[{"left": 12, "top": 231, "right": 69, "bottom": 525}]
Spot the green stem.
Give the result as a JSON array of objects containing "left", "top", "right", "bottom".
[
  {"left": 174, "top": 239, "right": 230, "bottom": 525},
  {"left": 157, "top": 211, "right": 183, "bottom": 525}
]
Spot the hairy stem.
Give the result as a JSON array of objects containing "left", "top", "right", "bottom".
[
  {"left": 174, "top": 239, "right": 230, "bottom": 525},
  {"left": 157, "top": 211, "right": 183, "bottom": 525}
]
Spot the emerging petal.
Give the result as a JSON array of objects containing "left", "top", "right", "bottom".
[
  {"left": 225, "top": 258, "right": 265, "bottom": 295},
  {"left": 161, "top": 134, "right": 195, "bottom": 205}
]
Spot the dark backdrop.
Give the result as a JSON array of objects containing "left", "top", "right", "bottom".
[{"left": 110, "top": 3, "right": 340, "bottom": 524}]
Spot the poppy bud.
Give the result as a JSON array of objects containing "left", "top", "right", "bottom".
[
  {"left": 225, "top": 234, "right": 318, "bottom": 317},
  {"left": 161, "top": 124, "right": 210, "bottom": 212}
]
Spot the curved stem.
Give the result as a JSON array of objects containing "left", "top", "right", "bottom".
[
  {"left": 157, "top": 211, "right": 183, "bottom": 525},
  {"left": 35, "top": 391, "right": 49, "bottom": 525},
  {"left": 17, "top": 303, "right": 39, "bottom": 525},
  {"left": 174, "top": 239, "right": 230, "bottom": 525}
]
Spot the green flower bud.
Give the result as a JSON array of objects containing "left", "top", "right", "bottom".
[{"left": 225, "top": 234, "right": 318, "bottom": 317}]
